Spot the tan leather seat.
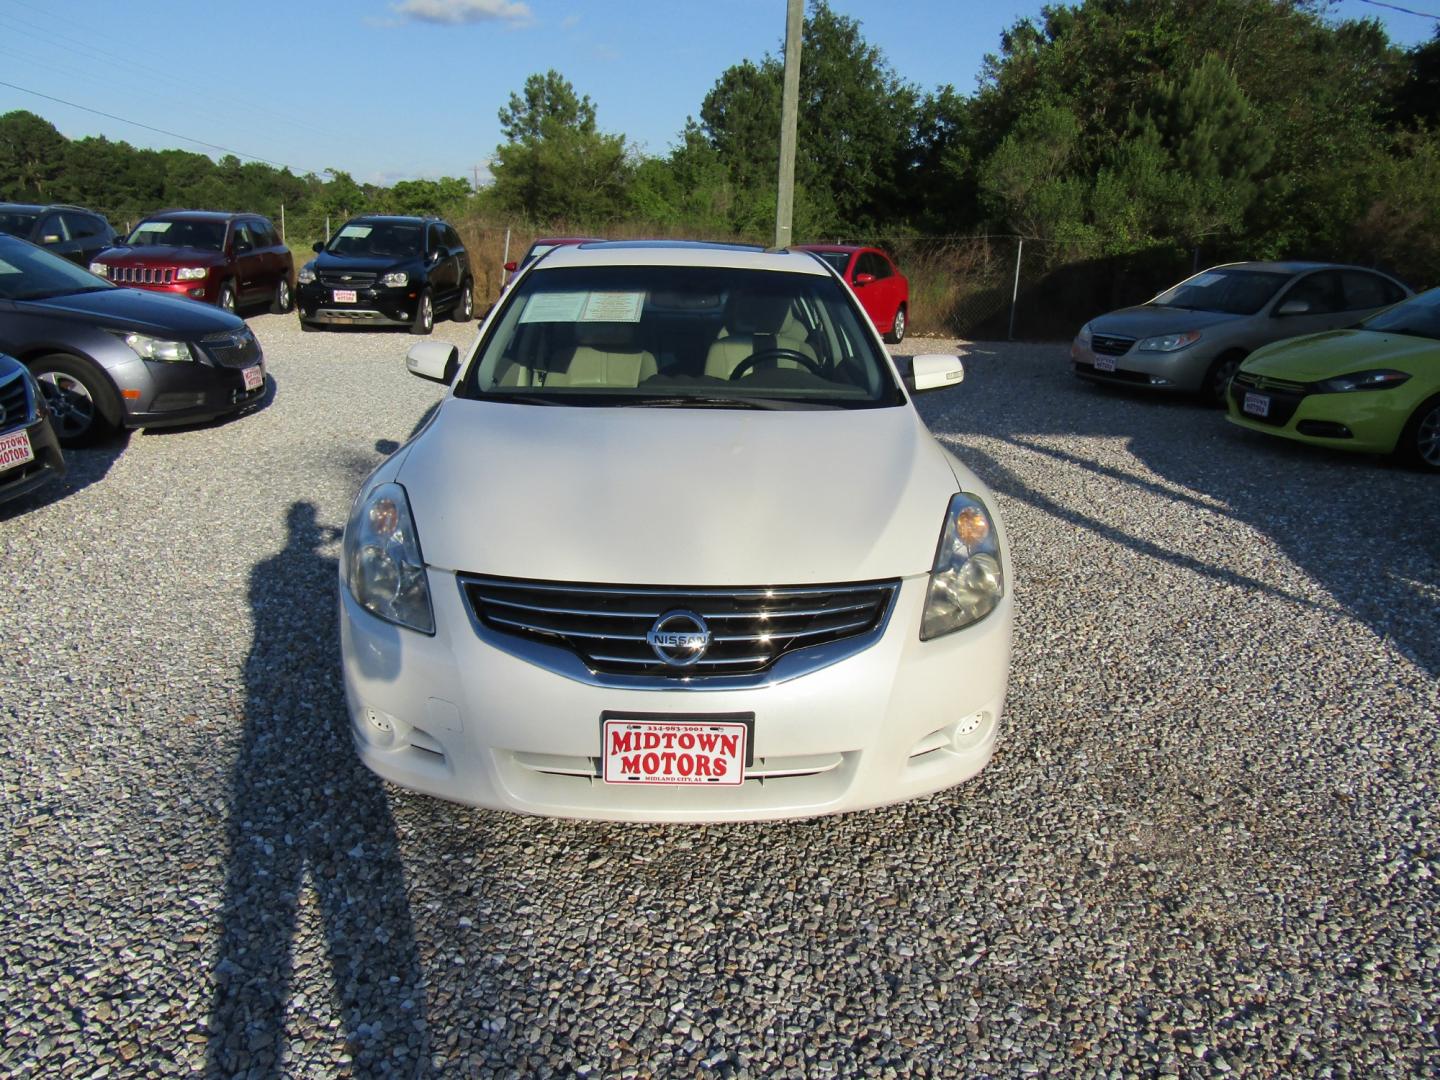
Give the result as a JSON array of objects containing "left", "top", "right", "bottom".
[
  {"left": 545, "top": 322, "right": 657, "bottom": 388},
  {"left": 705, "top": 292, "right": 817, "bottom": 380}
]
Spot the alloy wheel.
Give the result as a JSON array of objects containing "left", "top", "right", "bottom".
[
  {"left": 36, "top": 371, "right": 96, "bottom": 440},
  {"left": 1418, "top": 405, "right": 1440, "bottom": 467}
]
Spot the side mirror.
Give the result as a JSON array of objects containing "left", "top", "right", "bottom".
[
  {"left": 503, "top": 260, "right": 517, "bottom": 273},
  {"left": 427, "top": 249, "right": 444, "bottom": 265},
  {"left": 406, "top": 341, "right": 460, "bottom": 384},
  {"left": 312, "top": 240, "right": 325, "bottom": 253},
  {"left": 1276, "top": 299, "right": 1311, "bottom": 316},
  {"left": 853, "top": 272, "right": 875, "bottom": 286},
  {"left": 907, "top": 353, "right": 965, "bottom": 393}
]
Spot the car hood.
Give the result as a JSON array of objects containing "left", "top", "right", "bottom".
[
  {"left": 313, "top": 252, "right": 418, "bottom": 274},
  {"left": 394, "top": 400, "right": 962, "bottom": 585},
  {"left": 1088, "top": 304, "right": 1242, "bottom": 336},
  {"left": 98, "top": 245, "right": 226, "bottom": 266},
  {"left": 14, "top": 288, "right": 245, "bottom": 337},
  {"left": 1243, "top": 329, "right": 1440, "bottom": 381}
]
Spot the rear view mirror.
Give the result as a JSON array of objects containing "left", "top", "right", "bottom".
[
  {"left": 1276, "top": 299, "right": 1311, "bottom": 316},
  {"left": 908, "top": 354, "right": 965, "bottom": 393},
  {"left": 406, "top": 341, "right": 460, "bottom": 384}
]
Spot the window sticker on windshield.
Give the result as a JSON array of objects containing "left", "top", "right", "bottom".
[
  {"left": 0, "top": 259, "right": 18, "bottom": 274},
  {"left": 520, "top": 292, "right": 588, "bottom": 323},
  {"left": 581, "top": 291, "right": 644, "bottom": 323},
  {"left": 134, "top": 222, "right": 172, "bottom": 233},
  {"left": 337, "top": 225, "right": 372, "bottom": 239},
  {"left": 1189, "top": 272, "right": 1221, "bottom": 286}
]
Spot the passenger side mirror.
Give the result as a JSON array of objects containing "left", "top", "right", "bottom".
[
  {"left": 312, "top": 240, "right": 325, "bottom": 253},
  {"left": 905, "top": 353, "right": 965, "bottom": 393},
  {"left": 854, "top": 272, "right": 875, "bottom": 286},
  {"left": 1276, "top": 299, "right": 1311, "bottom": 316},
  {"left": 503, "top": 260, "right": 518, "bottom": 273},
  {"left": 406, "top": 341, "right": 460, "bottom": 384}
]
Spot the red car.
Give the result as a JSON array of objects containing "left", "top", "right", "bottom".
[
  {"left": 796, "top": 244, "right": 909, "bottom": 343},
  {"left": 90, "top": 210, "right": 295, "bottom": 315},
  {"left": 503, "top": 236, "right": 603, "bottom": 289}
]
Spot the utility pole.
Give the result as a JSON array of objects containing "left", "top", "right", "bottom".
[{"left": 773, "top": 0, "right": 803, "bottom": 250}]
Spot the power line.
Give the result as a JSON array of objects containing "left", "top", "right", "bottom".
[
  {"left": 0, "top": 78, "right": 308, "bottom": 173},
  {"left": 1352, "top": 0, "right": 1440, "bottom": 22}
]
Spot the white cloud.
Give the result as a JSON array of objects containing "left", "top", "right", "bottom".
[{"left": 392, "top": 0, "right": 532, "bottom": 26}]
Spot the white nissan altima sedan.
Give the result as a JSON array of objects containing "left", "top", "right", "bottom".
[{"left": 339, "top": 241, "right": 1013, "bottom": 822}]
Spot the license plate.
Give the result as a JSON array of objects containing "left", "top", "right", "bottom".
[
  {"left": 601, "top": 717, "right": 748, "bottom": 786},
  {"left": 242, "top": 364, "right": 264, "bottom": 392},
  {"left": 0, "top": 429, "right": 34, "bottom": 473},
  {"left": 1094, "top": 355, "right": 1116, "bottom": 372},
  {"left": 333, "top": 289, "right": 357, "bottom": 303},
  {"left": 1243, "top": 392, "right": 1271, "bottom": 418}
]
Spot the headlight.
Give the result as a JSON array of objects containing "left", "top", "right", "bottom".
[
  {"left": 298, "top": 265, "right": 316, "bottom": 284},
  {"left": 124, "top": 333, "right": 194, "bottom": 363},
  {"left": 1136, "top": 330, "right": 1201, "bottom": 352},
  {"left": 175, "top": 267, "right": 208, "bottom": 281},
  {"left": 921, "top": 493, "right": 1005, "bottom": 640},
  {"left": 89, "top": 262, "right": 108, "bottom": 278},
  {"left": 1076, "top": 322, "right": 1092, "bottom": 346},
  {"left": 381, "top": 271, "right": 409, "bottom": 288},
  {"left": 343, "top": 482, "right": 434, "bottom": 634},
  {"left": 1316, "top": 369, "right": 1411, "bottom": 393}
]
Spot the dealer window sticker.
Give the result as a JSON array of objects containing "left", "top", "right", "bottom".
[
  {"left": 133, "top": 222, "right": 172, "bottom": 233},
  {"left": 0, "top": 258, "right": 19, "bottom": 275},
  {"left": 1188, "top": 272, "right": 1222, "bottom": 287},
  {"left": 337, "top": 225, "right": 373, "bottom": 239},
  {"left": 520, "top": 291, "right": 588, "bottom": 324},
  {"left": 580, "top": 291, "right": 644, "bottom": 323}
]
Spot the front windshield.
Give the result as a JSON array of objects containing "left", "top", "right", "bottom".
[
  {"left": 325, "top": 221, "right": 423, "bottom": 258},
  {"left": 0, "top": 211, "right": 39, "bottom": 237},
  {"left": 126, "top": 218, "right": 226, "bottom": 251},
  {"left": 0, "top": 238, "right": 113, "bottom": 300},
  {"left": 462, "top": 263, "right": 904, "bottom": 409},
  {"left": 1361, "top": 287, "right": 1440, "bottom": 341},
  {"left": 1151, "top": 268, "right": 1292, "bottom": 315}
]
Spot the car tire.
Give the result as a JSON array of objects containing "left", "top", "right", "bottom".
[
  {"left": 1400, "top": 395, "right": 1440, "bottom": 471},
  {"left": 270, "top": 277, "right": 293, "bottom": 314},
  {"left": 29, "top": 353, "right": 121, "bottom": 447},
  {"left": 299, "top": 317, "right": 319, "bottom": 333},
  {"left": 411, "top": 289, "right": 434, "bottom": 336},
  {"left": 885, "top": 305, "right": 907, "bottom": 345},
  {"left": 453, "top": 279, "right": 474, "bottom": 323},
  {"left": 1204, "top": 351, "right": 1246, "bottom": 406},
  {"left": 218, "top": 282, "right": 237, "bottom": 314}
]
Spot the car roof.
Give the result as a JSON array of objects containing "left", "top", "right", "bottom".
[
  {"left": 142, "top": 209, "right": 254, "bottom": 223},
  {"left": 348, "top": 215, "right": 443, "bottom": 226},
  {"left": 536, "top": 239, "right": 830, "bottom": 275},
  {"left": 0, "top": 202, "right": 98, "bottom": 214},
  {"left": 793, "top": 243, "right": 869, "bottom": 254},
  {"left": 530, "top": 236, "right": 602, "bottom": 246},
  {"left": 1207, "top": 260, "right": 1390, "bottom": 275}
]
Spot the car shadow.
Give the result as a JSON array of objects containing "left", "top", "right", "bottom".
[
  {"left": 922, "top": 343, "right": 1440, "bottom": 679},
  {"left": 0, "top": 428, "right": 130, "bottom": 519},
  {"left": 205, "top": 501, "right": 436, "bottom": 1077}
]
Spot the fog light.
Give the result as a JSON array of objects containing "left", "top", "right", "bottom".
[
  {"left": 188, "top": 288, "right": 204, "bottom": 297},
  {"left": 1148, "top": 376, "right": 1172, "bottom": 386},
  {"left": 361, "top": 707, "right": 409, "bottom": 749},
  {"left": 951, "top": 710, "right": 989, "bottom": 749}
]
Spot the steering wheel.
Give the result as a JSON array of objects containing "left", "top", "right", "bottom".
[{"left": 728, "top": 347, "right": 825, "bottom": 380}]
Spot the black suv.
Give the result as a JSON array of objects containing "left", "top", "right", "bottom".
[
  {"left": 0, "top": 203, "right": 117, "bottom": 267},
  {"left": 296, "top": 216, "right": 473, "bottom": 334}
]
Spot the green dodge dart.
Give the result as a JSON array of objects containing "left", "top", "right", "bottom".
[{"left": 1227, "top": 287, "right": 1440, "bottom": 470}]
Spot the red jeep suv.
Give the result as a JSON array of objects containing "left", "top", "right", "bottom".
[{"left": 90, "top": 210, "right": 295, "bottom": 315}]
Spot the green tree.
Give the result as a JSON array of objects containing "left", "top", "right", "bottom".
[{"left": 0, "top": 110, "right": 67, "bottom": 200}]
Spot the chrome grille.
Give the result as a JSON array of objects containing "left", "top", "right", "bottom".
[
  {"left": 1090, "top": 333, "right": 1135, "bottom": 357},
  {"left": 199, "top": 329, "right": 262, "bottom": 368},
  {"left": 110, "top": 265, "right": 176, "bottom": 285},
  {"left": 319, "top": 271, "right": 377, "bottom": 288},
  {"left": 0, "top": 368, "right": 32, "bottom": 433},
  {"left": 460, "top": 576, "right": 900, "bottom": 679}
]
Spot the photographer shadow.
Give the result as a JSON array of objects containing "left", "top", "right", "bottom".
[{"left": 206, "top": 501, "right": 433, "bottom": 1077}]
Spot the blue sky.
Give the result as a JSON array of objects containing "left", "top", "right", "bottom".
[{"left": 0, "top": 0, "right": 1434, "bottom": 186}]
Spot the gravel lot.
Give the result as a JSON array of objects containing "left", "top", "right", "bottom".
[{"left": 2, "top": 314, "right": 1437, "bottom": 1078}]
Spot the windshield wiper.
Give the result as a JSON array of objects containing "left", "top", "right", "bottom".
[{"left": 624, "top": 395, "right": 775, "bottom": 409}]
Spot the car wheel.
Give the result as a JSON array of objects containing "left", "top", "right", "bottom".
[
  {"left": 411, "top": 289, "right": 434, "bottom": 336},
  {"left": 1204, "top": 351, "right": 1245, "bottom": 406},
  {"left": 29, "top": 354, "right": 120, "bottom": 446},
  {"left": 218, "top": 282, "right": 237, "bottom": 314},
  {"left": 1401, "top": 395, "right": 1440, "bottom": 471},
  {"left": 270, "top": 277, "right": 293, "bottom": 314},
  {"left": 453, "top": 279, "right": 474, "bottom": 323},
  {"left": 299, "top": 317, "right": 319, "bottom": 333},
  {"left": 885, "top": 305, "right": 907, "bottom": 344}
]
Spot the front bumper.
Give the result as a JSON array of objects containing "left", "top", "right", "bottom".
[
  {"left": 110, "top": 278, "right": 223, "bottom": 305},
  {"left": 1071, "top": 340, "right": 1209, "bottom": 393},
  {"left": 0, "top": 414, "right": 65, "bottom": 506},
  {"left": 1225, "top": 375, "right": 1407, "bottom": 454},
  {"left": 297, "top": 281, "right": 420, "bottom": 327},
  {"left": 122, "top": 358, "right": 268, "bottom": 428},
  {"left": 340, "top": 571, "right": 1012, "bottom": 822}
]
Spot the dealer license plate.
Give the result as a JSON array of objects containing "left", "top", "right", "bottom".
[
  {"left": 333, "top": 289, "right": 357, "bottom": 303},
  {"left": 601, "top": 717, "right": 748, "bottom": 786},
  {"left": 0, "top": 429, "right": 35, "bottom": 473},
  {"left": 1243, "top": 392, "right": 1271, "bottom": 418},
  {"left": 242, "top": 364, "right": 264, "bottom": 392},
  {"left": 1093, "top": 355, "right": 1116, "bottom": 372}
]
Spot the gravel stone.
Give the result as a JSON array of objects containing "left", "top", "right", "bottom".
[{"left": 2, "top": 323, "right": 1437, "bottom": 1077}]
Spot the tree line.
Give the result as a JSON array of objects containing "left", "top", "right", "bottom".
[{"left": 2, "top": 0, "right": 1438, "bottom": 291}]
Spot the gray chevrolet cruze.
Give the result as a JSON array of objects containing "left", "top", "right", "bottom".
[
  {"left": 1071, "top": 261, "right": 1412, "bottom": 403},
  {"left": 0, "top": 233, "right": 268, "bottom": 444}
]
